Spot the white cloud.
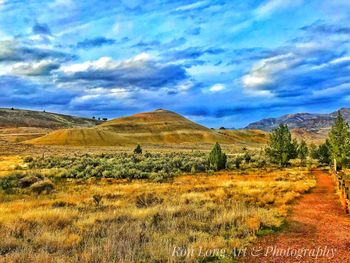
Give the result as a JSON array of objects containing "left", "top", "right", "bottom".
[
  {"left": 85, "top": 87, "right": 131, "bottom": 99},
  {"left": 209, "top": 84, "right": 226, "bottom": 92},
  {"left": 133, "top": 52, "right": 152, "bottom": 61},
  {"left": 242, "top": 75, "right": 271, "bottom": 88},
  {"left": 51, "top": 0, "right": 73, "bottom": 8},
  {"left": 56, "top": 22, "right": 90, "bottom": 37},
  {"left": 61, "top": 53, "right": 152, "bottom": 74},
  {"left": 313, "top": 83, "right": 350, "bottom": 97},
  {"left": 330, "top": 56, "right": 350, "bottom": 65},
  {"left": 61, "top": 57, "right": 115, "bottom": 73},
  {"left": 231, "top": 0, "right": 304, "bottom": 34},
  {"left": 175, "top": 1, "right": 207, "bottom": 11},
  {"left": 242, "top": 53, "right": 296, "bottom": 89},
  {"left": 0, "top": 59, "right": 59, "bottom": 76},
  {"left": 255, "top": 0, "right": 303, "bottom": 18},
  {"left": 112, "top": 23, "right": 121, "bottom": 34}
]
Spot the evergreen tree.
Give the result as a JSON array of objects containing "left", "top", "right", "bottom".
[
  {"left": 265, "top": 124, "right": 298, "bottom": 167},
  {"left": 328, "top": 111, "right": 350, "bottom": 170},
  {"left": 298, "top": 140, "right": 308, "bottom": 165},
  {"left": 315, "top": 140, "right": 331, "bottom": 165},
  {"left": 134, "top": 144, "right": 142, "bottom": 154},
  {"left": 309, "top": 143, "right": 317, "bottom": 159},
  {"left": 208, "top": 142, "right": 227, "bottom": 171}
]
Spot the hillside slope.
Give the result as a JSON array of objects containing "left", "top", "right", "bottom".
[
  {"left": 216, "top": 129, "right": 269, "bottom": 145},
  {"left": 26, "top": 109, "right": 236, "bottom": 146},
  {"left": 0, "top": 108, "right": 101, "bottom": 129}
]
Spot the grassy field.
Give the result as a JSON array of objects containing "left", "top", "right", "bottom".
[{"left": 0, "top": 151, "right": 316, "bottom": 262}]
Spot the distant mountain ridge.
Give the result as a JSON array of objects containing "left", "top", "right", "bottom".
[{"left": 245, "top": 108, "right": 350, "bottom": 131}]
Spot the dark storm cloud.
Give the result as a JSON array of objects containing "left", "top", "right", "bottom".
[
  {"left": 0, "top": 40, "right": 76, "bottom": 62},
  {"left": 0, "top": 75, "right": 76, "bottom": 106},
  {"left": 76, "top": 37, "right": 116, "bottom": 49},
  {"left": 163, "top": 46, "right": 225, "bottom": 61},
  {"left": 300, "top": 21, "right": 350, "bottom": 35},
  {"left": 185, "top": 27, "right": 201, "bottom": 35},
  {"left": 57, "top": 57, "right": 190, "bottom": 91},
  {"left": 32, "top": 22, "right": 52, "bottom": 35}
]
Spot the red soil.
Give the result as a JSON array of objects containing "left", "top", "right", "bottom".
[{"left": 243, "top": 169, "right": 350, "bottom": 262}]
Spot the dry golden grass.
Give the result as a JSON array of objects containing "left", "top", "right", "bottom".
[
  {"left": 0, "top": 156, "right": 22, "bottom": 177},
  {"left": 216, "top": 129, "right": 269, "bottom": 145},
  {"left": 0, "top": 167, "right": 315, "bottom": 262}
]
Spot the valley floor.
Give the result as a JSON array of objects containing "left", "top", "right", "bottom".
[{"left": 243, "top": 169, "right": 350, "bottom": 262}]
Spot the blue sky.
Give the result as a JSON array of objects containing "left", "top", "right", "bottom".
[{"left": 1, "top": 0, "right": 350, "bottom": 128}]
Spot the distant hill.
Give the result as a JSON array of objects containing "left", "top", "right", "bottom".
[
  {"left": 26, "top": 109, "right": 237, "bottom": 146},
  {"left": 0, "top": 108, "right": 101, "bottom": 129},
  {"left": 245, "top": 108, "right": 350, "bottom": 132}
]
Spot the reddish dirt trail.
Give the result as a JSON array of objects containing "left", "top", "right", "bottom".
[{"left": 243, "top": 169, "right": 350, "bottom": 262}]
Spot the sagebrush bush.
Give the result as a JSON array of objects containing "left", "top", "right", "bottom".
[{"left": 27, "top": 152, "right": 212, "bottom": 181}]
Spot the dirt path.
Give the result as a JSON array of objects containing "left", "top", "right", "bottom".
[{"left": 243, "top": 169, "right": 350, "bottom": 262}]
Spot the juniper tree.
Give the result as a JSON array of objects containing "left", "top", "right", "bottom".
[
  {"left": 328, "top": 111, "right": 350, "bottom": 170},
  {"left": 134, "top": 144, "right": 143, "bottom": 154},
  {"left": 298, "top": 140, "right": 308, "bottom": 166},
  {"left": 265, "top": 124, "right": 298, "bottom": 167},
  {"left": 314, "top": 140, "right": 331, "bottom": 165},
  {"left": 208, "top": 142, "right": 227, "bottom": 171}
]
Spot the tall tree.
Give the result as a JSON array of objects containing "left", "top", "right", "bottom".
[
  {"left": 313, "top": 140, "right": 331, "bottom": 165},
  {"left": 208, "top": 143, "right": 227, "bottom": 171},
  {"left": 328, "top": 111, "right": 350, "bottom": 170},
  {"left": 265, "top": 124, "right": 298, "bottom": 167},
  {"left": 298, "top": 140, "right": 308, "bottom": 166}
]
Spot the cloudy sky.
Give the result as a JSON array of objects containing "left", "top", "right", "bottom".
[{"left": 1, "top": 0, "right": 350, "bottom": 128}]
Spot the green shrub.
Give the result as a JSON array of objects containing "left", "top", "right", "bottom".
[
  {"left": 23, "top": 156, "right": 34, "bottom": 163},
  {"left": 134, "top": 144, "right": 142, "bottom": 154},
  {"left": 30, "top": 180, "right": 54, "bottom": 195},
  {"left": 208, "top": 143, "right": 227, "bottom": 171},
  {"left": 18, "top": 175, "right": 41, "bottom": 188}
]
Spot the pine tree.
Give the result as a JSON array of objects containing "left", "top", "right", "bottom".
[
  {"left": 328, "top": 111, "right": 350, "bottom": 170},
  {"left": 298, "top": 140, "right": 308, "bottom": 166},
  {"left": 134, "top": 144, "right": 142, "bottom": 154},
  {"left": 208, "top": 142, "right": 227, "bottom": 171},
  {"left": 265, "top": 124, "right": 298, "bottom": 167}
]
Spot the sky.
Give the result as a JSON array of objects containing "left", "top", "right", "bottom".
[{"left": 1, "top": 0, "right": 350, "bottom": 128}]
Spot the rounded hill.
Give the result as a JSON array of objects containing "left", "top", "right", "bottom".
[{"left": 26, "top": 110, "right": 234, "bottom": 146}]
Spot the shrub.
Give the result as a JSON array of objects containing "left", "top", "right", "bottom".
[
  {"left": 208, "top": 143, "right": 227, "bottom": 171},
  {"left": 135, "top": 193, "right": 163, "bottom": 208},
  {"left": 234, "top": 157, "right": 242, "bottom": 169},
  {"left": 23, "top": 156, "right": 34, "bottom": 163},
  {"left": 134, "top": 144, "right": 142, "bottom": 154},
  {"left": 0, "top": 173, "right": 25, "bottom": 191},
  {"left": 92, "top": 194, "right": 103, "bottom": 206},
  {"left": 244, "top": 152, "right": 252, "bottom": 164},
  {"left": 30, "top": 180, "right": 54, "bottom": 195},
  {"left": 18, "top": 175, "right": 41, "bottom": 188}
]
